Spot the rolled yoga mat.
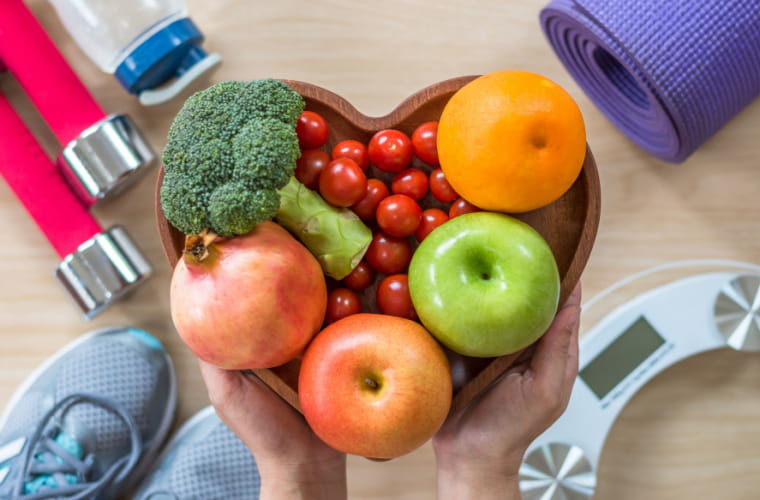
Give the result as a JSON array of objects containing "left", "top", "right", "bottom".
[{"left": 540, "top": 0, "right": 760, "bottom": 163}]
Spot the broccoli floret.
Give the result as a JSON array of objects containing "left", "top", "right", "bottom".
[
  {"left": 160, "top": 79, "right": 304, "bottom": 237},
  {"left": 208, "top": 182, "right": 280, "bottom": 236},
  {"left": 241, "top": 78, "right": 307, "bottom": 125},
  {"left": 232, "top": 118, "right": 299, "bottom": 190},
  {"left": 159, "top": 172, "right": 208, "bottom": 234}
]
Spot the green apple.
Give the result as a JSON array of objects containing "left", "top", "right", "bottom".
[{"left": 408, "top": 212, "right": 560, "bottom": 357}]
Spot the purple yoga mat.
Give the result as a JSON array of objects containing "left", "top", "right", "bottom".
[{"left": 540, "top": 0, "right": 760, "bottom": 163}]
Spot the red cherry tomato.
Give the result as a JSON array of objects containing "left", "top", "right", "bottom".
[
  {"left": 415, "top": 208, "right": 449, "bottom": 242},
  {"left": 341, "top": 260, "right": 374, "bottom": 291},
  {"left": 411, "top": 121, "right": 439, "bottom": 165},
  {"left": 429, "top": 168, "right": 458, "bottom": 203},
  {"left": 332, "top": 140, "right": 369, "bottom": 171},
  {"left": 376, "top": 194, "right": 422, "bottom": 238},
  {"left": 325, "top": 288, "right": 362, "bottom": 324},
  {"left": 319, "top": 158, "right": 367, "bottom": 207},
  {"left": 350, "top": 178, "right": 389, "bottom": 222},
  {"left": 368, "top": 129, "right": 413, "bottom": 173},
  {"left": 364, "top": 232, "right": 413, "bottom": 274},
  {"left": 391, "top": 168, "right": 428, "bottom": 200},
  {"left": 296, "top": 111, "right": 329, "bottom": 150},
  {"left": 449, "top": 197, "right": 482, "bottom": 218},
  {"left": 376, "top": 274, "right": 417, "bottom": 320},
  {"left": 295, "top": 149, "right": 330, "bottom": 190}
]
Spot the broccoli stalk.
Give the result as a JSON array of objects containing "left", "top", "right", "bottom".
[
  {"left": 276, "top": 177, "right": 371, "bottom": 278},
  {"left": 160, "top": 79, "right": 371, "bottom": 279}
]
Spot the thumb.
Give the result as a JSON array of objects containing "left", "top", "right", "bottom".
[{"left": 530, "top": 284, "right": 581, "bottom": 393}]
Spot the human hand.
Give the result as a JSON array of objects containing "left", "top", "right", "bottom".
[
  {"left": 433, "top": 284, "right": 581, "bottom": 500},
  {"left": 199, "top": 361, "right": 347, "bottom": 500}
]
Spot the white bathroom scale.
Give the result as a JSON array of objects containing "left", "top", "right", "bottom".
[{"left": 519, "top": 260, "right": 760, "bottom": 499}]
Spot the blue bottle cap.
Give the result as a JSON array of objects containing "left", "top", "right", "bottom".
[{"left": 115, "top": 17, "right": 221, "bottom": 105}]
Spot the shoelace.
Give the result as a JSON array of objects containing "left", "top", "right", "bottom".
[{"left": 11, "top": 393, "right": 143, "bottom": 500}]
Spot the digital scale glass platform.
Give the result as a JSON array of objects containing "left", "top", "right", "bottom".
[{"left": 519, "top": 260, "right": 760, "bottom": 499}]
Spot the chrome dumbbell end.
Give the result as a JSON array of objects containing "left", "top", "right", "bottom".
[
  {"left": 57, "top": 114, "right": 156, "bottom": 206},
  {"left": 56, "top": 225, "right": 152, "bottom": 319}
]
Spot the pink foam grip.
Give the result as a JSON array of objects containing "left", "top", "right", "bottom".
[
  {"left": 0, "top": 92, "right": 101, "bottom": 258},
  {"left": 0, "top": 0, "right": 105, "bottom": 146}
]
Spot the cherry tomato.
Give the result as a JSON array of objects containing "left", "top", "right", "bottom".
[
  {"left": 376, "top": 274, "right": 417, "bottom": 320},
  {"left": 411, "top": 121, "right": 439, "bottom": 165},
  {"left": 350, "top": 178, "right": 389, "bottom": 222},
  {"left": 429, "top": 168, "right": 458, "bottom": 203},
  {"left": 449, "top": 197, "right": 482, "bottom": 218},
  {"left": 296, "top": 111, "right": 329, "bottom": 150},
  {"left": 376, "top": 194, "right": 422, "bottom": 238},
  {"left": 391, "top": 168, "right": 428, "bottom": 200},
  {"left": 319, "top": 158, "right": 367, "bottom": 207},
  {"left": 368, "top": 129, "right": 413, "bottom": 173},
  {"left": 364, "top": 232, "right": 413, "bottom": 274},
  {"left": 341, "top": 260, "right": 374, "bottom": 291},
  {"left": 325, "top": 288, "right": 362, "bottom": 324},
  {"left": 295, "top": 149, "right": 330, "bottom": 190},
  {"left": 332, "top": 140, "right": 369, "bottom": 170},
  {"left": 415, "top": 208, "right": 449, "bottom": 242}
]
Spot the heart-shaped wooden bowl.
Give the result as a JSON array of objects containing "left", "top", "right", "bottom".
[{"left": 155, "top": 76, "right": 601, "bottom": 416}]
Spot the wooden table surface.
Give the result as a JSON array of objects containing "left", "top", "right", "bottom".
[{"left": 3, "top": 1, "right": 760, "bottom": 498}]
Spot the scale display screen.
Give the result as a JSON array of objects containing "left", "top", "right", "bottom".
[{"left": 580, "top": 316, "right": 666, "bottom": 400}]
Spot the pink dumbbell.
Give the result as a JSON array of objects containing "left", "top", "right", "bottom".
[
  {"left": 0, "top": 0, "right": 154, "bottom": 317},
  {"left": 0, "top": 93, "right": 151, "bottom": 318}
]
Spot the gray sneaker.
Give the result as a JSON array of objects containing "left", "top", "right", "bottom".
[
  {"left": 0, "top": 326, "right": 177, "bottom": 499},
  {"left": 132, "top": 406, "right": 260, "bottom": 500}
]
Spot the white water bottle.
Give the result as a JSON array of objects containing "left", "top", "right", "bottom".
[{"left": 48, "top": 0, "right": 221, "bottom": 105}]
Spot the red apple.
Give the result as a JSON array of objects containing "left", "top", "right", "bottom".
[
  {"left": 298, "top": 313, "right": 452, "bottom": 458},
  {"left": 170, "top": 222, "right": 327, "bottom": 369}
]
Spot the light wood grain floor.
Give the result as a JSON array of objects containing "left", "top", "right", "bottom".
[{"left": 3, "top": 1, "right": 760, "bottom": 498}]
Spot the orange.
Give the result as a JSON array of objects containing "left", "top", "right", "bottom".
[{"left": 437, "top": 70, "right": 586, "bottom": 213}]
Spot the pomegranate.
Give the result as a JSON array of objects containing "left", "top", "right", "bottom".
[{"left": 170, "top": 222, "right": 327, "bottom": 369}]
